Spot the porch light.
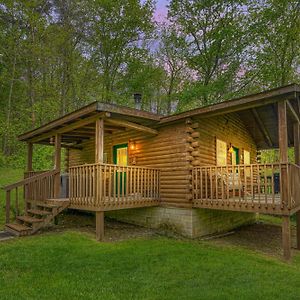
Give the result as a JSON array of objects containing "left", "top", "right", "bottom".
[
  {"left": 130, "top": 141, "right": 136, "bottom": 151},
  {"left": 50, "top": 136, "right": 55, "bottom": 145},
  {"left": 228, "top": 144, "right": 234, "bottom": 154}
]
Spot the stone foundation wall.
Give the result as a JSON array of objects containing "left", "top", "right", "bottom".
[
  {"left": 106, "top": 207, "right": 256, "bottom": 238},
  {"left": 191, "top": 209, "right": 256, "bottom": 237}
]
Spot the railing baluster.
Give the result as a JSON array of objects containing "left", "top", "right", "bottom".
[
  {"left": 15, "top": 187, "right": 19, "bottom": 216},
  {"left": 243, "top": 165, "right": 247, "bottom": 203},
  {"left": 6, "top": 190, "right": 11, "bottom": 224},
  {"left": 264, "top": 164, "right": 268, "bottom": 206},
  {"left": 257, "top": 165, "right": 261, "bottom": 206},
  {"left": 108, "top": 166, "right": 112, "bottom": 203},
  {"left": 221, "top": 167, "right": 224, "bottom": 204},
  {"left": 104, "top": 164, "right": 107, "bottom": 205},
  {"left": 271, "top": 164, "right": 275, "bottom": 207},
  {"left": 215, "top": 167, "right": 218, "bottom": 201}
]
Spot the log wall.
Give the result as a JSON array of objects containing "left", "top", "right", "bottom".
[
  {"left": 69, "top": 122, "right": 191, "bottom": 207},
  {"left": 68, "top": 112, "right": 257, "bottom": 208},
  {"left": 191, "top": 113, "right": 257, "bottom": 167}
]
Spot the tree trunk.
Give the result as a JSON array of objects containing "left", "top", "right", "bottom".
[{"left": 3, "top": 54, "right": 17, "bottom": 155}]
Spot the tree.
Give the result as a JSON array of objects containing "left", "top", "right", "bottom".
[
  {"left": 247, "top": 0, "right": 300, "bottom": 88},
  {"left": 168, "top": 0, "right": 249, "bottom": 107},
  {"left": 156, "top": 25, "right": 188, "bottom": 114},
  {"left": 82, "top": 0, "right": 155, "bottom": 101}
]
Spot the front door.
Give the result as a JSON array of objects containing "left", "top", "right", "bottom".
[
  {"left": 232, "top": 147, "right": 239, "bottom": 166},
  {"left": 113, "top": 144, "right": 128, "bottom": 194}
]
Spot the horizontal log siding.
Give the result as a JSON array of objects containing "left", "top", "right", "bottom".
[
  {"left": 68, "top": 113, "right": 256, "bottom": 208},
  {"left": 69, "top": 122, "right": 191, "bottom": 207},
  {"left": 194, "top": 113, "right": 257, "bottom": 166}
]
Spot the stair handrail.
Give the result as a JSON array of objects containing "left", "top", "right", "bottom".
[
  {"left": 3, "top": 169, "right": 59, "bottom": 191},
  {"left": 3, "top": 169, "right": 60, "bottom": 224}
]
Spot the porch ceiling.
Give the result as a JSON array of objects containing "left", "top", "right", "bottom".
[
  {"left": 18, "top": 102, "right": 160, "bottom": 148},
  {"left": 24, "top": 117, "right": 158, "bottom": 149},
  {"left": 237, "top": 97, "right": 300, "bottom": 150}
]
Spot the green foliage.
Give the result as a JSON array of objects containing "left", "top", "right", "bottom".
[
  {"left": 248, "top": 0, "right": 300, "bottom": 87},
  {"left": 168, "top": 0, "right": 250, "bottom": 107},
  {"left": 260, "top": 148, "right": 295, "bottom": 164},
  {"left": 1, "top": 0, "right": 300, "bottom": 166},
  {"left": 0, "top": 168, "right": 24, "bottom": 228}
]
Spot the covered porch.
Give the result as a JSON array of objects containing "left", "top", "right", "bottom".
[
  {"left": 5, "top": 102, "right": 161, "bottom": 239},
  {"left": 189, "top": 94, "right": 300, "bottom": 259}
]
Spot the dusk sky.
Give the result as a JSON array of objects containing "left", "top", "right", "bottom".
[{"left": 155, "top": 0, "right": 169, "bottom": 22}]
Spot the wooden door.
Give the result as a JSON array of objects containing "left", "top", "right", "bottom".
[{"left": 113, "top": 144, "right": 128, "bottom": 194}]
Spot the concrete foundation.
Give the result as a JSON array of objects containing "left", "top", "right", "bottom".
[{"left": 106, "top": 206, "right": 256, "bottom": 238}]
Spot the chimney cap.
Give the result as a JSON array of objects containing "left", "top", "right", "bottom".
[
  {"left": 134, "top": 93, "right": 142, "bottom": 110},
  {"left": 134, "top": 93, "right": 142, "bottom": 102}
]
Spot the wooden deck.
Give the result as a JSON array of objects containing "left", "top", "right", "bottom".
[
  {"left": 193, "top": 194, "right": 286, "bottom": 215},
  {"left": 192, "top": 163, "right": 300, "bottom": 216},
  {"left": 69, "top": 196, "right": 159, "bottom": 211},
  {"left": 69, "top": 163, "right": 160, "bottom": 211}
]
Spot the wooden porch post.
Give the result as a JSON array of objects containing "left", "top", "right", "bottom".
[
  {"left": 95, "top": 119, "right": 104, "bottom": 240},
  {"left": 278, "top": 101, "right": 291, "bottom": 260},
  {"left": 54, "top": 133, "right": 61, "bottom": 198},
  {"left": 294, "top": 123, "right": 300, "bottom": 250},
  {"left": 27, "top": 142, "right": 33, "bottom": 172},
  {"left": 95, "top": 119, "right": 104, "bottom": 163}
]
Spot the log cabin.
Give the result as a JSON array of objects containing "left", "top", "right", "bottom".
[{"left": 3, "top": 83, "right": 300, "bottom": 260}]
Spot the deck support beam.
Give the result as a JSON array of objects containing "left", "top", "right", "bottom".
[
  {"left": 96, "top": 211, "right": 104, "bottom": 241},
  {"left": 282, "top": 216, "right": 291, "bottom": 260},
  {"left": 27, "top": 142, "right": 33, "bottom": 172},
  {"left": 294, "top": 123, "right": 300, "bottom": 250},
  {"left": 278, "top": 101, "right": 291, "bottom": 260},
  {"left": 54, "top": 133, "right": 61, "bottom": 198}
]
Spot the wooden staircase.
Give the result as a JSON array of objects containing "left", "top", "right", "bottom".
[{"left": 5, "top": 199, "right": 70, "bottom": 237}]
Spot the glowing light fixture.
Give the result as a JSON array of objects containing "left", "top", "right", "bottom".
[
  {"left": 130, "top": 140, "right": 136, "bottom": 151},
  {"left": 228, "top": 144, "right": 234, "bottom": 154}
]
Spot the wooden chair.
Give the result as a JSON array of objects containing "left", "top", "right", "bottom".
[{"left": 215, "top": 171, "right": 245, "bottom": 199}]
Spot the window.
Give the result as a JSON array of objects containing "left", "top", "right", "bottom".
[
  {"left": 244, "top": 150, "right": 250, "bottom": 165},
  {"left": 113, "top": 144, "right": 128, "bottom": 166},
  {"left": 216, "top": 139, "right": 227, "bottom": 166},
  {"left": 103, "top": 153, "right": 108, "bottom": 163},
  {"left": 244, "top": 150, "right": 251, "bottom": 176},
  {"left": 116, "top": 147, "right": 128, "bottom": 166}
]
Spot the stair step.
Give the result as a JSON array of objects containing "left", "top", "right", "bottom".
[
  {"left": 27, "top": 209, "right": 51, "bottom": 216},
  {"left": 5, "top": 223, "right": 32, "bottom": 236},
  {"left": 36, "top": 203, "right": 59, "bottom": 209},
  {"left": 17, "top": 216, "right": 43, "bottom": 224},
  {"left": 6, "top": 223, "right": 31, "bottom": 231}
]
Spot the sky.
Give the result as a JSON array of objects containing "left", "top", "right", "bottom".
[{"left": 154, "top": 0, "right": 169, "bottom": 22}]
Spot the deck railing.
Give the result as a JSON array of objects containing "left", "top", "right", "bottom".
[
  {"left": 24, "top": 170, "right": 50, "bottom": 179},
  {"left": 289, "top": 163, "right": 300, "bottom": 209},
  {"left": 69, "top": 163, "right": 160, "bottom": 209},
  {"left": 3, "top": 170, "right": 59, "bottom": 223},
  {"left": 192, "top": 163, "right": 300, "bottom": 214}
]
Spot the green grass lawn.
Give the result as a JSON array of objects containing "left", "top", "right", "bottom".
[
  {"left": 0, "top": 168, "right": 24, "bottom": 229},
  {"left": 1, "top": 168, "right": 300, "bottom": 299},
  {"left": 0, "top": 232, "right": 300, "bottom": 300}
]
